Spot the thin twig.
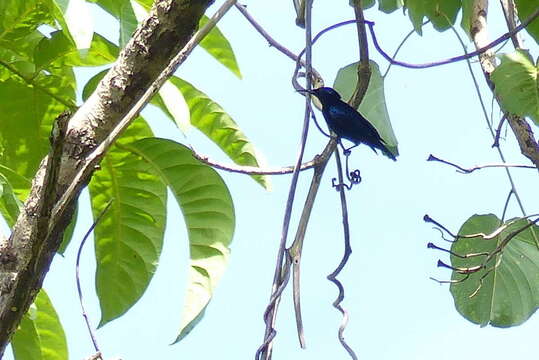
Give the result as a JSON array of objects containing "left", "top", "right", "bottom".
[
  {"left": 423, "top": 215, "right": 459, "bottom": 239},
  {"left": 326, "top": 149, "right": 357, "bottom": 360},
  {"left": 76, "top": 199, "right": 113, "bottom": 356},
  {"left": 492, "top": 114, "right": 507, "bottom": 148},
  {"left": 84, "top": 352, "right": 103, "bottom": 360},
  {"left": 288, "top": 138, "right": 337, "bottom": 349},
  {"left": 428, "top": 242, "right": 490, "bottom": 258},
  {"left": 254, "top": 254, "right": 292, "bottom": 360},
  {"left": 234, "top": 3, "right": 322, "bottom": 86},
  {"left": 501, "top": 189, "right": 514, "bottom": 222},
  {"left": 382, "top": 21, "right": 430, "bottom": 78},
  {"left": 191, "top": 149, "right": 318, "bottom": 175},
  {"left": 349, "top": 0, "right": 371, "bottom": 109},
  {"left": 447, "top": 23, "right": 528, "bottom": 215},
  {"left": 258, "top": 1, "right": 314, "bottom": 358},
  {"left": 500, "top": 0, "right": 521, "bottom": 48},
  {"left": 427, "top": 154, "right": 536, "bottom": 173}
]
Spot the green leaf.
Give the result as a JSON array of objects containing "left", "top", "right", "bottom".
[
  {"left": 34, "top": 31, "right": 118, "bottom": 69},
  {"left": 0, "top": 172, "right": 22, "bottom": 228},
  {"left": 133, "top": 0, "right": 153, "bottom": 11},
  {"left": 55, "top": 0, "right": 94, "bottom": 49},
  {"left": 0, "top": 78, "right": 49, "bottom": 196},
  {"left": 117, "top": 0, "right": 137, "bottom": 49},
  {"left": 404, "top": 0, "right": 426, "bottom": 34},
  {"left": 460, "top": 0, "right": 473, "bottom": 37},
  {"left": 349, "top": 0, "right": 376, "bottom": 9},
  {"left": 82, "top": 68, "right": 107, "bottom": 101},
  {"left": 166, "top": 76, "right": 270, "bottom": 189},
  {"left": 333, "top": 60, "right": 399, "bottom": 159},
  {"left": 199, "top": 16, "right": 242, "bottom": 78},
  {"left": 11, "top": 314, "right": 40, "bottom": 360},
  {"left": 41, "top": 0, "right": 78, "bottom": 48},
  {"left": 491, "top": 50, "right": 539, "bottom": 125},
  {"left": 0, "top": 71, "right": 75, "bottom": 199},
  {"left": 123, "top": 138, "right": 235, "bottom": 344},
  {"left": 405, "top": 0, "right": 461, "bottom": 33},
  {"left": 0, "top": 31, "right": 44, "bottom": 82},
  {"left": 11, "top": 290, "right": 68, "bottom": 360},
  {"left": 89, "top": 118, "right": 167, "bottom": 326},
  {"left": 424, "top": 0, "right": 461, "bottom": 31},
  {"left": 57, "top": 203, "right": 78, "bottom": 255},
  {"left": 514, "top": 0, "right": 539, "bottom": 44},
  {"left": 449, "top": 214, "right": 539, "bottom": 327},
  {"left": 0, "top": 164, "right": 31, "bottom": 201},
  {"left": 88, "top": 0, "right": 137, "bottom": 48},
  {"left": 379, "top": 0, "right": 404, "bottom": 13},
  {"left": 0, "top": 0, "right": 54, "bottom": 43},
  {"left": 154, "top": 81, "right": 190, "bottom": 133}
]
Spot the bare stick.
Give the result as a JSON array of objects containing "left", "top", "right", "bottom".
[
  {"left": 258, "top": 1, "right": 315, "bottom": 358},
  {"left": 427, "top": 154, "right": 536, "bottom": 173},
  {"left": 492, "top": 114, "right": 507, "bottom": 148},
  {"left": 349, "top": 0, "right": 371, "bottom": 109},
  {"left": 288, "top": 138, "right": 337, "bottom": 349},
  {"left": 327, "top": 149, "right": 357, "bottom": 360},
  {"left": 191, "top": 149, "right": 319, "bottom": 175},
  {"left": 76, "top": 199, "right": 113, "bottom": 356},
  {"left": 234, "top": 3, "right": 322, "bottom": 85}
]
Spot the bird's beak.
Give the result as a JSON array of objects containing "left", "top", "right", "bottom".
[{"left": 297, "top": 88, "right": 313, "bottom": 94}]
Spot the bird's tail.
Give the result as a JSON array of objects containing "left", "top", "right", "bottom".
[{"left": 374, "top": 141, "right": 397, "bottom": 161}]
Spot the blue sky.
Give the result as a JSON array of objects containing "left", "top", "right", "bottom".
[{"left": 7, "top": 1, "right": 539, "bottom": 359}]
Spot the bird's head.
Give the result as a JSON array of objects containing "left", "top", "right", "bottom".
[{"left": 299, "top": 87, "right": 342, "bottom": 104}]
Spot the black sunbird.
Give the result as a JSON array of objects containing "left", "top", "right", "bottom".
[{"left": 301, "top": 87, "right": 396, "bottom": 161}]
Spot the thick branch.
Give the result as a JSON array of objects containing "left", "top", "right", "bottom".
[
  {"left": 0, "top": 0, "right": 215, "bottom": 354},
  {"left": 470, "top": 0, "right": 539, "bottom": 168}
]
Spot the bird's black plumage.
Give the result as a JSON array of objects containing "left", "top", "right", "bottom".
[{"left": 303, "top": 87, "right": 396, "bottom": 161}]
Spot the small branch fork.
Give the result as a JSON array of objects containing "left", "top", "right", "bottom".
[
  {"left": 427, "top": 154, "right": 536, "bottom": 173},
  {"left": 425, "top": 214, "right": 539, "bottom": 297},
  {"left": 326, "top": 149, "right": 358, "bottom": 360}
]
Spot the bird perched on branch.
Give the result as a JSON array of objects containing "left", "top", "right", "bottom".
[{"left": 300, "top": 86, "right": 396, "bottom": 161}]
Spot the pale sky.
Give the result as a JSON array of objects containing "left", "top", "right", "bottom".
[{"left": 7, "top": 1, "right": 539, "bottom": 359}]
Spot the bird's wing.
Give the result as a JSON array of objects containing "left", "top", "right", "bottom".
[{"left": 324, "top": 101, "right": 384, "bottom": 144}]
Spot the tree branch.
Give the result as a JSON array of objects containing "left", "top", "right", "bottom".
[
  {"left": 349, "top": 0, "right": 371, "bottom": 109},
  {"left": 191, "top": 149, "right": 319, "bottom": 175},
  {"left": 0, "top": 0, "right": 223, "bottom": 354},
  {"left": 234, "top": 3, "right": 323, "bottom": 88},
  {"left": 427, "top": 154, "right": 536, "bottom": 173},
  {"left": 470, "top": 0, "right": 539, "bottom": 168}
]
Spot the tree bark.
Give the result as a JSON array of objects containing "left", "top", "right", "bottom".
[
  {"left": 0, "top": 0, "right": 214, "bottom": 355},
  {"left": 470, "top": 0, "right": 539, "bottom": 168}
]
